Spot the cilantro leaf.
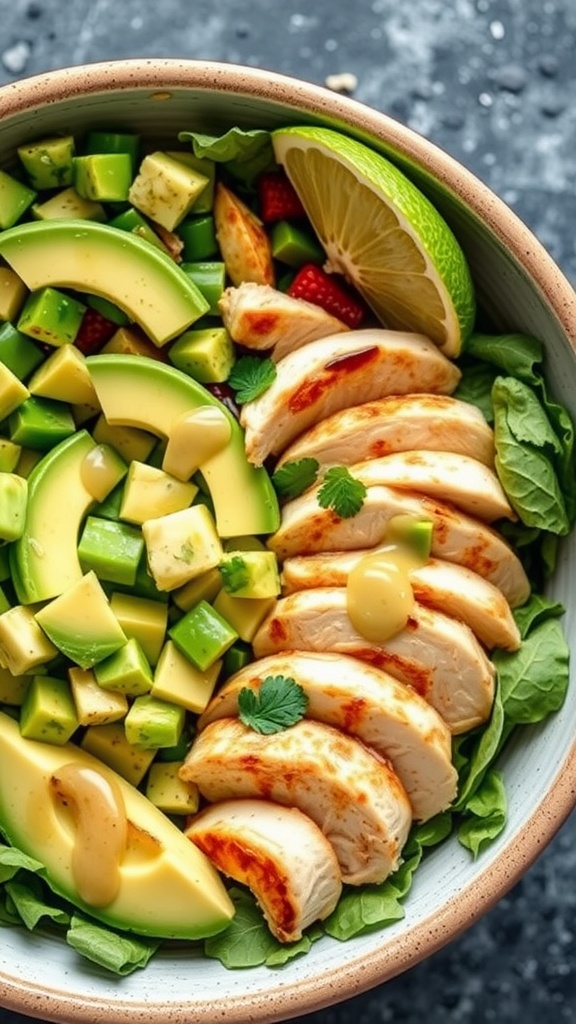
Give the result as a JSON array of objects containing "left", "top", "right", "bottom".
[
  {"left": 228, "top": 356, "right": 277, "bottom": 403},
  {"left": 272, "top": 457, "right": 320, "bottom": 499},
  {"left": 219, "top": 555, "right": 249, "bottom": 594},
  {"left": 317, "top": 466, "right": 367, "bottom": 518},
  {"left": 238, "top": 676, "right": 308, "bottom": 734}
]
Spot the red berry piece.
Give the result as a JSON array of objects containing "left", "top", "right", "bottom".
[
  {"left": 287, "top": 263, "right": 366, "bottom": 328},
  {"left": 257, "top": 171, "right": 306, "bottom": 223},
  {"left": 74, "top": 308, "right": 117, "bottom": 355}
]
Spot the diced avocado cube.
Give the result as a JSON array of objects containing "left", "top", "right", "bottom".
[
  {"left": 15, "top": 446, "right": 42, "bottom": 478},
  {"left": 0, "top": 267, "right": 28, "bottom": 323},
  {"left": 212, "top": 589, "right": 277, "bottom": 643},
  {"left": 101, "top": 324, "right": 166, "bottom": 359},
  {"left": 0, "top": 545, "right": 11, "bottom": 583},
  {"left": 0, "top": 664, "right": 30, "bottom": 706},
  {"left": 128, "top": 151, "right": 210, "bottom": 231},
  {"left": 0, "top": 363, "right": 29, "bottom": 420},
  {"left": 177, "top": 214, "right": 217, "bottom": 260},
  {"left": 154, "top": 723, "right": 194, "bottom": 763},
  {"left": 172, "top": 566, "right": 222, "bottom": 612},
  {"left": 130, "top": 553, "right": 170, "bottom": 603},
  {"left": 0, "top": 322, "right": 44, "bottom": 381},
  {"left": 91, "top": 415, "right": 157, "bottom": 463},
  {"left": 0, "top": 169, "right": 37, "bottom": 228},
  {"left": 20, "top": 674, "right": 78, "bottom": 745},
  {"left": 68, "top": 665, "right": 128, "bottom": 726},
  {"left": 143, "top": 504, "right": 223, "bottom": 592},
  {"left": 151, "top": 638, "right": 220, "bottom": 712},
  {"left": 84, "top": 130, "right": 140, "bottom": 174},
  {"left": 270, "top": 220, "right": 325, "bottom": 267},
  {"left": 169, "top": 599, "right": 238, "bottom": 671},
  {"left": 146, "top": 761, "right": 199, "bottom": 815},
  {"left": 73, "top": 153, "right": 132, "bottom": 203},
  {"left": 218, "top": 549, "right": 281, "bottom": 599},
  {"left": 180, "top": 262, "right": 226, "bottom": 317},
  {"left": 109, "top": 207, "right": 167, "bottom": 251},
  {"left": 221, "top": 640, "right": 253, "bottom": 680},
  {"left": 94, "top": 636, "right": 153, "bottom": 696},
  {"left": 0, "top": 473, "right": 27, "bottom": 541},
  {"left": 34, "top": 571, "right": 127, "bottom": 670},
  {"left": 27, "top": 344, "right": 99, "bottom": 407},
  {"left": 168, "top": 326, "right": 235, "bottom": 384},
  {"left": 0, "top": 583, "right": 11, "bottom": 615},
  {"left": 109, "top": 592, "right": 168, "bottom": 666},
  {"left": 165, "top": 151, "right": 215, "bottom": 214},
  {"left": 0, "top": 437, "right": 21, "bottom": 472},
  {"left": 387, "top": 514, "right": 434, "bottom": 560},
  {"left": 9, "top": 396, "right": 76, "bottom": 451},
  {"left": 17, "top": 286, "right": 86, "bottom": 347},
  {"left": 119, "top": 461, "right": 197, "bottom": 525},
  {"left": 81, "top": 721, "right": 155, "bottom": 785},
  {"left": 17, "top": 135, "right": 75, "bottom": 190},
  {"left": 90, "top": 479, "right": 123, "bottom": 521},
  {"left": 78, "top": 516, "right": 144, "bottom": 587},
  {"left": 124, "top": 693, "right": 185, "bottom": 749},
  {"left": 0, "top": 604, "right": 58, "bottom": 675},
  {"left": 31, "top": 186, "right": 106, "bottom": 222}
]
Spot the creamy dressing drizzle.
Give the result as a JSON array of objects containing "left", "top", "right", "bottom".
[
  {"left": 163, "top": 406, "right": 232, "bottom": 480},
  {"left": 50, "top": 763, "right": 128, "bottom": 908},
  {"left": 346, "top": 544, "right": 420, "bottom": 642},
  {"left": 80, "top": 445, "right": 121, "bottom": 501}
]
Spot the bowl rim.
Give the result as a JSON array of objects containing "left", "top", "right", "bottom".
[{"left": 0, "top": 57, "right": 574, "bottom": 1024}]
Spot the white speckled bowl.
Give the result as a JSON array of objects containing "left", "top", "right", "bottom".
[{"left": 0, "top": 59, "right": 574, "bottom": 1024}]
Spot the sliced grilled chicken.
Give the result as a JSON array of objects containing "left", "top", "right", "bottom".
[
  {"left": 277, "top": 394, "right": 496, "bottom": 469},
  {"left": 268, "top": 483, "right": 530, "bottom": 607},
  {"left": 350, "top": 451, "right": 514, "bottom": 522},
  {"left": 281, "top": 553, "right": 521, "bottom": 651},
  {"left": 198, "top": 651, "right": 458, "bottom": 820},
  {"left": 218, "top": 282, "right": 349, "bottom": 359},
  {"left": 240, "top": 329, "right": 461, "bottom": 465},
  {"left": 251, "top": 590, "right": 495, "bottom": 734},
  {"left": 185, "top": 798, "right": 342, "bottom": 942},
  {"left": 180, "top": 717, "right": 412, "bottom": 885},
  {"left": 213, "top": 183, "right": 275, "bottom": 287}
]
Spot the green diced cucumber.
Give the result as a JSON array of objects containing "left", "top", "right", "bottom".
[
  {"left": 221, "top": 639, "right": 252, "bottom": 679},
  {"left": 78, "top": 516, "right": 144, "bottom": 587},
  {"left": 177, "top": 214, "right": 217, "bottom": 260},
  {"left": 0, "top": 322, "right": 44, "bottom": 380},
  {"left": 0, "top": 169, "right": 37, "bottom": 228},
  {"left": 84, "top": 131, "right": 140, "bottom": 174},
  {"left": 168, "top": 599, "right": 238, "bottom": 671},
  {"left": 109, "top": 207, "right": 168, "bottom": 251},
  {"left": 73, "top": 153, "right": 132, "bottom": 203},
  {"left": 180, "top": 262, "right": 226, "bottom": 316},
  {"left": 9, "top": 396, "right": 76, "bottom": 450},
  {"left": 270, "top": 219, "right": 325, "bottom": 267}
]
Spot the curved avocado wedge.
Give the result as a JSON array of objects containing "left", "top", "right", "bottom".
[
  {"left": 0, "top": 220, "right": 209, "bottom": 346},
  {"left": 0, "top": 711, "right": 234, "bottom": 939},
  {"left": 10, "top": 430, "right": 97, "bottom": 604},
  {"left": 87, "top": 354, "right": 280, "bottom": 538}
]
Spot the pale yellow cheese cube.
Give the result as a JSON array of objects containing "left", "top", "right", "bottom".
[
  {"left": 68, "top": 666, "right": 128, "bottom": 726},
  {"left": 143, "top": 504, "right": 223, "bottom": 591}
]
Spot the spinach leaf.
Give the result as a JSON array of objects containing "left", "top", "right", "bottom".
[
  {"left": 453, "top": 361, "right": 497, "bottom": 422},
  {"left": 457, "top": 769, "right": 507, "bottom": 858},
  {"left": 493, "top": 617, "right": 570, "bottom": 724},
  {"left": 466, "top": 332, "right": 543, "bottom": 382}
]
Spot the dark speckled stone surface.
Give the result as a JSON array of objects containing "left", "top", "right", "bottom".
[{"left": 0, "top": 2, "right": 574, "bottom": 1022}]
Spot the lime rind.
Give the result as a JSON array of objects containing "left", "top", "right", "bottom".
[{"left": 272, "top": 126, "right": 476, "bottom": 356}]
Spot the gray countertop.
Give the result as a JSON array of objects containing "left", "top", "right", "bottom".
[{"left": 0, "top": 1, "right": 574, "bottom": 1022}]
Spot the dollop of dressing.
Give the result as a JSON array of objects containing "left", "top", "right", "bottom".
[
  {"left": 80, "top": 445, "right": 122, "bottom": 501},
  {"left": 50, "top": 763, "right": 128, "bottom": 908},
  {"left": 346, "top": 545, "right": 417, "bottom": 642},
  {"left": 162, "top": 406, "right": 232, "bottom": 480}
]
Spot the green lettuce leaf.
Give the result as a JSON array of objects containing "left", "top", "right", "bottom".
[
  {"left": 457, "top": 769, "right": 507, "bottom": 857},
  {"left": 494, "top": 617, "right": 570, "bottom": 724},
  {"left": 66, "top": 915, "right": 159, "bottom": 975},
  {"left": 178, "top": 128, "right": 274, "bottom": 185}
]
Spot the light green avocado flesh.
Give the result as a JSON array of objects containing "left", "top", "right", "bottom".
[
  {"left": 0, "top": 710, "right": 234, "bottom": 939},
  {"left": 9, "top": 430, "right": 97, "bottom": 604},
  {"left": 87, "top": 354, "right": 280, "bottom": 538},
  {"left": 0, "top": 220, "right": 209, "bottom": 346}
]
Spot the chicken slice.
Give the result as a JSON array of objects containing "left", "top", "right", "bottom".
[
  {"left": 281, "top": 553, "right": 521, "bottom": 651},
  {"left": 350, "top": 451, "right": 514, "bottom": 522},
  {"left": 213, "top": 183, "right": 275, "bottom": 287},
  {"left": 198, "top": 651, "right": 458, "bottom": 821},
  {"left": 277, "top": 394, "right": 496, "bottom": 469},
  {"left": 185, "top": 798, "right": 342, "bottom": 942},
  {"left": 251, "top": 590, "right": 495, "bottom": 734},
  {"left": 218, "top": 282, "right": 349, "bottom": 359},
  {"left": 240, "top": 329, "right": 461, "bottom": 465},
  {"left": 268, "top": 483, "right": 530, "bottom": 607},
  {"left": 180, "top": 717, "right": 412, "bottom": 885}
]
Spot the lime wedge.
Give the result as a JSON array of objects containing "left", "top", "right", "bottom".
[{"left": 272, "top": 126, "right": 475, "bottom": 356}]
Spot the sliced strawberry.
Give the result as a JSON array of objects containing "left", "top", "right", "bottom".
[
  {"left": 287, "top": 263, "right": 366, "bottom": 328},
  {"left": 257, "top": 171, "right": 306, "bottom": 223},
  {"left": 74, "top": 307, "right": 117, "bottom": 354}
]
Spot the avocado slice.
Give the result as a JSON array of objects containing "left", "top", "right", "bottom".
[
  {"left": 0, "top": 219, "right": 209, "bottom": 346},
  {"left": 9, "top": 429, "right": 97, "bottom": 604},
  {"left": 0, "top": 710, "right": 234, "bottom": 939},
  {"left": 87, "top": 355, "right": 280, "bottom": 537}
]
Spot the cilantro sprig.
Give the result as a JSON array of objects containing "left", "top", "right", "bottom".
[
  {"left": 317, "top": 465, "right": 367, "bottom": 518},
  {"left": 238, "top": 675, "right": 308, "bottom": 734},
  {"left": 272, "top": 457, "right": 320, "bottom": 499},
  {"left": 228, "top": 356, "right": 276, "bottom": 403}
]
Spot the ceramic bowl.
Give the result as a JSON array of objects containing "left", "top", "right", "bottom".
[{"left": 0, "top": 59, "right": 574, "bottom": 1024}]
